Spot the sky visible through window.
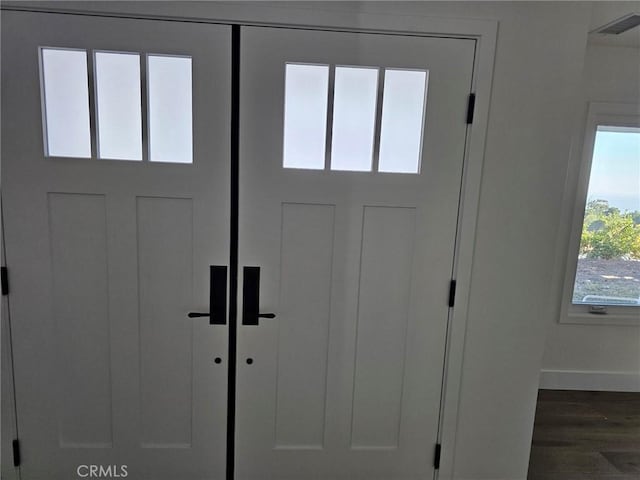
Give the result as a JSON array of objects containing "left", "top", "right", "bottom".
[
  {"left": 586, "top": 128, "right": 640, "bottom": 212},
  {"left": 572, "top": 127, "right": 640, "bottom": 306}
]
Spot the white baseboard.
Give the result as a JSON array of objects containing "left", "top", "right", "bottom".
[{"left": 540, "top": 369, "right": 640, "bottom": 392}]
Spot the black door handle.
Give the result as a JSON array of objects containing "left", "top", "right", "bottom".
[
  {"left": 242, "top": 266, "right": 276, "bottom": 325},
  {"left": 188, "top": 265, "right": 227, "bottom": 325}
]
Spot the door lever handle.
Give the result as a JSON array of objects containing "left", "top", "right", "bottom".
[
  {"left": 187, "top": 265, "right": 227, "bottom": 325},
  {"left": 242, "top": 266, "right": 276, "bottom": 325}
]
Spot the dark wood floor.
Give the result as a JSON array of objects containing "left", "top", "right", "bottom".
[{"left": 528, "top": 390, "right": 640, "bottom": 480}]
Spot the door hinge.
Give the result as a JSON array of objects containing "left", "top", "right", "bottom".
[
  {"left": 448, "top": 280, "right": 457, "bottom": 308},
  {"left": 12, "top": 439, "right": 20, "bottom": 467},
  {"left": 434, "top": 443, "right": 442, "bottom": 469},
  {"left": 466, "top": 93, "right": 476, "bottom": 124},
  {"left": 1, "top": 266, "right": 8, "bottom": 296}
]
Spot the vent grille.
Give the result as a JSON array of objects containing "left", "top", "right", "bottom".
[{"left": 594, "top": 13, "right": 640, "bottom": 35}]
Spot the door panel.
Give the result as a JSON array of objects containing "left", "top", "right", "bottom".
[
  {"left": 137, "top": 197, "right": 195, "bottom": 448},
  {"left": 49, "top": 193, "right": 113, "bottom": 448},
  {"left": 1, "top": 12, "right": 230, "bottom": 479},
  {"left": 351, "top": 206, "right": 416, "bottom": 449},
  {"left": 275, "top": 202, "right": 335, "bottom": 448},
  {"left": 237, "top": 26, "right": 474, "bottom": 479}
]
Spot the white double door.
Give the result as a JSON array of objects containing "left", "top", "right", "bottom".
[{"left": 2, "top": 12, "right": 474, "bottom": 480}]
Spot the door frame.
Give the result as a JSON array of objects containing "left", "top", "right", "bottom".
[
  {"left": 1, "top": 196, "right": 20, "bottom": 480},
  {"left": 0, "top": 3, "right": 497, "bottom": 479}
]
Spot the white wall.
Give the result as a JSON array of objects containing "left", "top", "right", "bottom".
[
  {"left": 433, "top": 5, "right": 588, "bottom": 479},
  {"left": 2, "top": 2, "right": 594, "bottom": 479},
  {"left": 541, "top": 43, "right": 640, "bottom": 392}
]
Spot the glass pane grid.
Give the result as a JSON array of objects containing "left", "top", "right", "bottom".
[
  {"left": 40, "top": 47, "right": 194, "bottom": 164},
  {"left": 572, "top": 126, "right": 640, "bottom": 306},
  {"left": 282, "top": 64, "right": 428, "bottom": 175}
]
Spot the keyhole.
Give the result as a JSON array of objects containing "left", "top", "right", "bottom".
[
  {"left": 214, "top": 357, "right": 222, "bottom": 364},
  {"left": 246, "top": 358, "right": 254, "bottom": 365}
]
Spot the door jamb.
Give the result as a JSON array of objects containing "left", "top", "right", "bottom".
[
  {"left": 1, "top": 196, "right": 21, "bottom": 480},
  {"left": 0, "top": 4, "right": 497, "bottom": 478}
]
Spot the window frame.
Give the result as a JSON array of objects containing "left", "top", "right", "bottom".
[{"left": 561, "top": 102, "right": 640, "bottom": 325}]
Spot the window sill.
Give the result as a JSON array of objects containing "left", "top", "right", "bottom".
[{"left": 561, "top": 310, "right": 640, "bottom": 326}]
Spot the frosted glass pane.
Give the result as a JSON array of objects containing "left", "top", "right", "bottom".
[
  {"left": 148, "top": 55, "right": 193, "bottom": 163},
  {"left": 283, "top": 64, "right": 329, "bottom": 170},
  {"left": 40, "top": 48, "right": 91, "bottom": 158},
  {"left": 95, "top": 52, "right": 142, "bottom": 161},
  {"left": 378, "top": 70, "right": 428, "bottom": 174},
  {"left": 330, "top": 67, "right": 378, "bottom": 172}
]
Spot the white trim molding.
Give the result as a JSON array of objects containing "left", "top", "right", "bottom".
[{"left": 540, "top": 369, "right": 640, "bottom": 392}]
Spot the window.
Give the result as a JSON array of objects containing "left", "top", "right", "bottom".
[
  {"left": 282, "top": 64, "right": 429, "bottom": 174},
  {"left": 39, "top": 48, "right": 193, "bottom": 163},
  {"left": 95, "top": 51, "right": 143, "bottom": 161},
  {"left": 330, "top": 66, "right": 379, "bottom": 172},
  {"left": 572, "top": 126, "right": 640, "bottom": 306},
  {"left": 147, "top": 55, "right": 193, "bottom": 164},
  {"left": 40, "top": 48, "right": 92, "bottom": 158},
  {"left": 562, "top": 103, "right": 640, "bottom": 324},
  {"left": 282, "top": 63, "right": 329, "bottom": 170},
  {"left": 378, "top": 69, "right": 428, "bottom": 174}
]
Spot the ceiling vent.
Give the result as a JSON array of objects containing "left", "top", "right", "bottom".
[{"left": 593, "top": 13, "right": 640, "bottom": 35}]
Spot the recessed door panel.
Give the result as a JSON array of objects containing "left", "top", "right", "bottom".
[
  {"left": 49, "top": 193, "right": 113, "bottom": 448},
  {"left": 275, "top": 203, "right": 335, "bottom": 449},
  {"left": 137, "top": 197, "right": 194, "bottom": 448},
  {"left": 351, "top": 206, "right": 416, "bottom": 449}
]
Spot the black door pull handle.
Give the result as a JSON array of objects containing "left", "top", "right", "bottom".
[
  {"left": 188, "top": 265, "right": 227, "bottom": 325},
  {"left": 242, "top": 266, "right": 276, "bottom": 325}
]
